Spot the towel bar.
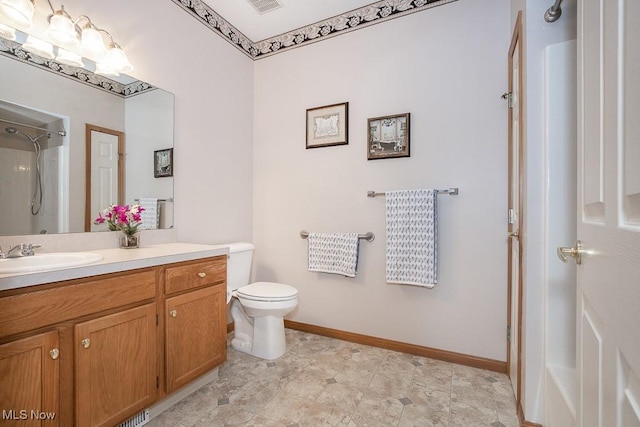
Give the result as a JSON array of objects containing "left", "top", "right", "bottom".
[
  {"left": 367, "top": 188, "right": 459, "bottom": 198},
  {"left": 134, "top": 198, "right": 174, "bottom": 202},
  {"left": 300, "top": 230, "right": 375, "bottom": 242}
]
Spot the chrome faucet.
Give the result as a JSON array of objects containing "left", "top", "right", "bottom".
[{"left": 0, "top": 243, "right": 42, "bottom": 258}]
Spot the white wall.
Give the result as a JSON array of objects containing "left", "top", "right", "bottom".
[{"left": 253, "top": 0, "right": 511, "bottom": 361}]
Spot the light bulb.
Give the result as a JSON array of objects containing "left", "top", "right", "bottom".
[
  {"left": 56, "top": 48, "right": 84, "bottom": 67},
  {"left": 22, "top": 35, "right": 55, "bottom": 59},
  {"left": 95, "top": 60, "right": 119, "bottom": 77},
  {"left": 80, "top": 25, "right": 106, "bottom": 58},
  {"left": 0, "top": 22, "right": 16, "bottom": 40},
  {"left": 0, "top": 0, "right": 34, "bottom": 29},
  {"left": 103, "top": 42, "right": 133, "bottom": 74},
  {"left": 47, "top": 10, "right": 79, "bottom": 48}
]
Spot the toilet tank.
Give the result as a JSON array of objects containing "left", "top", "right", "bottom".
[{"left": 226, "top": 242, "right": 255, "bottom": 291}]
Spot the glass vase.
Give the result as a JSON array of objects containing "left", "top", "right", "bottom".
[{"left": 119, "top": 233, "right": 139, "bottom": 249}]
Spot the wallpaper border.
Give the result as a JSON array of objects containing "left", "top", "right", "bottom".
[{"left": 171, "top": 0, "right": 459, "bottom": 60}]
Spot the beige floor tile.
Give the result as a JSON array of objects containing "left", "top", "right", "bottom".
[{"left": 151, "top": 329, "right": 518, "bottom": 427}]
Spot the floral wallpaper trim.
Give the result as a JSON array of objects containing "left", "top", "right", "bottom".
[
  {"left": 0, "top": 38, "right": 154, "bottom": 98},
  {"left": 172, "top": 0, "right": 458, "bottom": 60}
]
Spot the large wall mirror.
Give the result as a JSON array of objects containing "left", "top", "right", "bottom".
[{"left": 0, "top": 38, "right": 174, "bottom": 237}]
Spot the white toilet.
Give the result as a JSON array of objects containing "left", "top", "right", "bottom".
[{"left": 226, "top": 242, "right": 298, "bottom": 360}]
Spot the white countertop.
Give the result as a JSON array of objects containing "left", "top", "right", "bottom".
[{"left": 0, "top": 242, "right": 229, "bottom": 292}]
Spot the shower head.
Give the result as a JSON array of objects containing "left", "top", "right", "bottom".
[{"left": 5, "top": 126, "right": 50, "bottom": 143}]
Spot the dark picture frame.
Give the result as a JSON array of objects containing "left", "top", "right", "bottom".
[
  {"left": 154, "top": 148, "right": 173, "bottom": 178},
  {"left": 367, "top": 113, "right": 410, "bottom": 160},
  {"left": 306, "top": 102, "right": 349, "bottom": 148}
]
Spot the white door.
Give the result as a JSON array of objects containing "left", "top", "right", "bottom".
[
  {"left": 89, "top": 130, "right": 119, "bottom": 232},
  {"left": 506, "top": 12, "right": 523, "bottom": 406},
  {"left": 574, "top": 0, "right": 640, "bottom": 425}
]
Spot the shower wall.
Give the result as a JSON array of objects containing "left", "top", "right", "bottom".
[{"left": 0, "top": 143, "right": 64, "bottom": 235}]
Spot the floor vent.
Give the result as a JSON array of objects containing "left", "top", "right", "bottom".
[
  {"left": 247, "top": 0, "right": 282, "bottom": 14},
  {"left": 118, "top": 409, "right": 150, "bottom": 427}
]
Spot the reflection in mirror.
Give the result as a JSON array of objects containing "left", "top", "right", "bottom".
[
  {"left": 0, "top": 37, "right": 174, "bottom": 237},
  {"left": 0, "top": 101, "right": 67, "bottom": 235}
]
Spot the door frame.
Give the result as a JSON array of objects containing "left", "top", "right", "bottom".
[
  {"left": 84, "top": 124, "right": 125, "bottom": 232},
  {"left": 506, "top": 10, "right": 524, "bottom": 409}
]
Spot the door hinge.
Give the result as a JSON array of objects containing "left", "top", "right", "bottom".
[
  {"left": 156, "top": 314, "right": 159, "bottom": 326},
  {"left": 507, "top": 325, "right": 512, "bottom": 341},
  {"left": 501, "top": 91, "right": 514, "bottom": 109},
  {"left": 156, "top": 376, "right": 159, "bottom": 389},
  {"left": 508, "top": 208, "right": 515, "bottom": 224}
]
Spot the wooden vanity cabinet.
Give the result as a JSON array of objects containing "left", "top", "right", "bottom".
[
  {"left": 0, "top": 330, "right": 60, "bottom": 427},
  {"left": 0, "top": 255, "right": 227, "bottom": 427},
  {"left": 163, "top": 257, "right": 227, "bottom": 394},
  {"left": 75, "top": 303, "right": 157, "bottom": 427}
]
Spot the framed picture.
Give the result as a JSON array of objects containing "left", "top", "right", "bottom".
[
  {"left": 306, "top": 102, "right": 349, "bottom": 148},
  {"left": 367, "top": 113, "right": 410, "bottom": 160},
  {"left": 154, "top": 148, "right": 173, "bottom": 178}
]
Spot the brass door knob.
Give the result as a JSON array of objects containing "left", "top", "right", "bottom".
[
  {"left": 81, "top": 338, "right": 91, "bottom": 349},
  {"left": 169, "top": 309, "right": 177, "bottom": 318},
  {"left": 557, "top": 240, "right": 585, "bottom": 265},
  {"left": 49, "top": 348, "right": 60, "bottom": 360}
]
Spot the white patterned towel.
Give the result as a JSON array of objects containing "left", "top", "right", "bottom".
[
  {"left": 138, "top": 198, "right": 159, "bottom": 230},
  {"left": 308, "top": 233, "right": 360, "bottom": 277},
  {"left": 385, "top": 189, "right": 438, "bottom": 287}
]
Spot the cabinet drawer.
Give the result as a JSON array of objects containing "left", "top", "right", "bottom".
[
  {"left": 164, "top": 256, "right": 226, "bottom": 295},
  {"left": 0, "top": 270, "right": 156, "bottom": 339}
]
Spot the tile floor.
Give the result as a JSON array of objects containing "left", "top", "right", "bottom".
[{"left": 148, "top": 329, "right": 520, "bottom": 427}]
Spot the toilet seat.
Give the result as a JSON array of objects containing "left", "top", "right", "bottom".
[{"left": 236, "top": 281, "right": 298, "bottom": 302}]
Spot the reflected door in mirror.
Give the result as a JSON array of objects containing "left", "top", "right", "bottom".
[{"left": 86, "top": 126, "right": 124, "bottom": 232}]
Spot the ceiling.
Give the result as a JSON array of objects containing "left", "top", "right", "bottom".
[{"left": 201, "top": 0, "right": 381, "bottom": 42}]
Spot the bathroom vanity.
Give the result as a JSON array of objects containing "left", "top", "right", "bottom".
[{"left": 0, "top": 243, "right": 228, "bottom": 427}]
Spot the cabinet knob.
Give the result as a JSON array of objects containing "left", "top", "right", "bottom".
[
  {"left": 169, "top": 309, "right": 177, "bottom": 318},
  {"left": 198, "top": 272, "right": 206, "bottom": 278},
  {"left": 49, "top": 348, "right": 60, "bottom": 360},
  {"left": 81, "top": 338, "right": 91, "bottom": 349}
]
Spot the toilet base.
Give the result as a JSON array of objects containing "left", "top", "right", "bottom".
[{"left": 230, "top": 299, "right": 288, "bottom": 360}]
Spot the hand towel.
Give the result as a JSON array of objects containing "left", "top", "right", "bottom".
[
  {"left": 307, "top": 233, "right": 360, "bottom": 277},
  {"left": 138, "top": 198, "right": 159, "bottom": 230},
  {"left": 385, "top": 189, "right": 438, "bottom": 287}
]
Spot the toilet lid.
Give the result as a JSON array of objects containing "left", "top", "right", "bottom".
[{"left": 236, "top": 282, "right": 298, "bottom": 302}]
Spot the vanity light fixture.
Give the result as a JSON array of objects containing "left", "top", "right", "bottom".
[
  {"left": 55, "top": 46, "right": 83, "bottom": 66},
  {"left": 79, "top": 20, "right": 106, "bottom": 57},
  {"left": 94, "top": 60, "right": 119, "bottom": 77},
  {"left": 100, "top": 40, "right": 133, "bottom": 74},
  {"left": 0, "top": 22, "right": 16, "bottom": 39},
  {"left": 0, "top": 0, "right": 34, "bottom": 29},
  {"left": 0, "top": 0, "right": 133, "bottom": 73},
  {"left": 46, "top": 4, "right": 78, "bottom": 47},
  {"left": 22, "top": 34, "right": 54, "bottom": 59}
]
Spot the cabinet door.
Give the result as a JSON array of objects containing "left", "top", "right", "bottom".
[
  {"left": 165, "top": 285, "right": 226, "bottom": 392},
  {"left": 0, "top": 330, "right": 59, "bottom": 427},
  {"left": 75, "top": 303, "right": 156, "bottom": 427}
]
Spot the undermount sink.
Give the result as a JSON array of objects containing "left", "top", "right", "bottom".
[{"left": 0, "top": 252, "right": 103, "bottom": 274}]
